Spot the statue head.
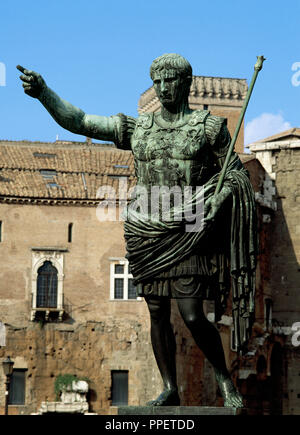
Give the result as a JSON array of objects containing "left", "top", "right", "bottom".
[{"left": 150, "top": 53, "right": 192, "bottom": 108}]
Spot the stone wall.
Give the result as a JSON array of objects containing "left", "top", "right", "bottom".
[
  {"left": 0, "top": 202, "right": 163, "bottom": 414},
  {"left": 0, "top": 320, "right": 161, "bottom": 415},
  {"left": 249, "top": 140, "right": 300, "bottom": 414},
  {"left": 0, "top": 201, "right": 218, "bottom": 414},
  {"left": 0, "top": 203, "right": 142, "bottom": 326},
  {"left": 269, "top": 147, "right": 300, "bottom": 326}
]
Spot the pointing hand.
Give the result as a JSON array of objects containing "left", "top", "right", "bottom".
[{"left": 17, "top": 65, "right": 46, "bottom": 98}]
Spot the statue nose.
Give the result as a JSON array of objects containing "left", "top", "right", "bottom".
[{"left": 160, "top": 80, "right": 166, "bottom": 93}]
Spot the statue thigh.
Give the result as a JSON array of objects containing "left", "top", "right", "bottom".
[{"left": 145, "top": 275, "right": 208, "bottom": 329}]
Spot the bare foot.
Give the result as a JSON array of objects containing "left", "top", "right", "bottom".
[
  {"left": 146, "top": 389, "right": 180, "bottom": 406},
  {"left": 216, "top": 372, "right": 244, "bottom": 408}
]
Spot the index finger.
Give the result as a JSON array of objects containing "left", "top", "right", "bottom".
[
  {"left": 16, "top": 65, "right": 35, "bottom": 76},
  {"left": 16, "top": 65, "right": 26, "bottom": 73}
]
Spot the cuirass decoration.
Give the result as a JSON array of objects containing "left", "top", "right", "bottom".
[{"left": 131, "top": 110, "right": 217, "bottom": 189}]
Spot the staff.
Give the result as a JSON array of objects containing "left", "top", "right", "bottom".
[{"left": 214, "top": 55, "right": 266, "bottom": 195}]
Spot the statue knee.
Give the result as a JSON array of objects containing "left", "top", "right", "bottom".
[
  {"left": 146, "top": 297, "right": 170, "bottom": 323},
  {"left": 177, "top": 298, "right": 205, "bottom": 331},
  {"left": 183, "top": 313, "right": 199, "bottom": 330}
]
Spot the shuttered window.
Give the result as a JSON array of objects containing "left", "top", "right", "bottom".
[
  {"left": 111, "top": 370, "right": 128, "bottom": 406},
  {"left": 8, "top": 370, "right": 26, "bottom": 405}
]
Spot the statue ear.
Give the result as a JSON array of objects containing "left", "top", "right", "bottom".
[
  {"left": 185, "top": 75, "right": 192, "bottom": 86},
  {"left": 183, "top": 76, "right": 192, "bottom": 97}
]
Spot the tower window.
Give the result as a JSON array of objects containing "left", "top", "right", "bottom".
[
  {"left": 265, "top": 298, "right": 273, "bottom": 330},
  {"left": 230, "top": 327, "right": 237, "bottom": 352},
  {"left": 68, "top": 223, "right": 73, "bottom": 243}
]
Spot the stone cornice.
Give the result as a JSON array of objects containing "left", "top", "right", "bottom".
[
  {"left": 31, "top": 247, "right": 69, "bottom": 252},
  {"left": 0, "top": 195, "right": 129, "bottom": 207},
  {"left": 0, "top": 196, "right": 102, "bottom": 207},
  {"left": 249, "top": 140, "right": 300, "bottom": 152}
]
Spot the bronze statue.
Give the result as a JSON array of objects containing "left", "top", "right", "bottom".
[{"left": 17, "top": 53, "right": 258, "bottom": 408}]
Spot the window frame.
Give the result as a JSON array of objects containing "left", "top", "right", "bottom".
[
  {"left": 109, "top": 258, "right": 141, "bottom": 301},
  {"left": 8, "top": 369, "right": 27, "bottom": 406},
  {"left": 111, "top": 370, "right": 129, "bottom": 406},
  {"left": 31, "top": 249, "right": 66, "bottom": 321},
  {"left": 36, "top": 260, "right": 58, "bottom": 308}
]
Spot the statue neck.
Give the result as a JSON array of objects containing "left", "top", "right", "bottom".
[{"left": 160, "top": 100, "right": 191, "bottom": 124}]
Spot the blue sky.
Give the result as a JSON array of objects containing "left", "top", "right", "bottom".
[{"left": 0, "top": 0, "right": 299, "bottom": 148}]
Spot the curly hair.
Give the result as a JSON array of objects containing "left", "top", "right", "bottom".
[{"left": 150, "top": 53, "right": 192, "bottom": 81}]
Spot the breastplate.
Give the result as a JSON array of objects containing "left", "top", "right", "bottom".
[{"left": 131, "top": 110, "right": 216, "bottom": 190}]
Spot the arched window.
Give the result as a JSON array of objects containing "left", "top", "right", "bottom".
[{"left": 37, "top": 261, "right": 58, "bottom": 308}]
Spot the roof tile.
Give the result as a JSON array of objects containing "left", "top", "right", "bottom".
[{"left": 0, "top": 140, "right": 135, "bottom": 200}]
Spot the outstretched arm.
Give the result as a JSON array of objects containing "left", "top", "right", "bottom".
[{"left": 17, "top": 65, "right": 118, "bottom": 142}]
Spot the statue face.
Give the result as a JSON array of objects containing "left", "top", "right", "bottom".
[{"left": 152, "top": 69, "right": 187, "bottom": 108}]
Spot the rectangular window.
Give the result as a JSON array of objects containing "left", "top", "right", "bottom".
[
  {"left": 114, "top": 278, "right": 124, "bottom": 299},
  {"left": 230, "top": 327, "right": 237, "bottom": 352},
  {"left": 33, "top": 152, "right": 56, "bottom": 159},
  {"left": 128, "top": 279, "right": 137, "bottom": 300},
  {"left": 114, "top": 164, "right": 129, "bottom": 169},
  {"left": 110, "top": 260, "right": 137, "bottom": 300},
  {"left": 8, "top": 369, "right": 26, "bottom": 405},
  {"left": 265, "top": 298, "right": 273, "bottom": 330},
  {"left": 111, "top": 370, "right": 128, "bottom": 406},
  {"left": 47, "top": 182, "right": 61, "bottom": 189},
  {"left": 0, "top": 221, "right": 2, "bottom": 242},
  {"left": 115, "top": 264, "right": 124, "bottom": 274},
  {"left": 40, "top": 169, "right": 57, "bottom": 179},
  {"left": 68, "top": 223, "right": 73, "bottom": 243}
]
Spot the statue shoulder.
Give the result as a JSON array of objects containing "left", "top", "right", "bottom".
[
  {"left": 136, "top": 112, "right": 154, "bottom": 129},
  {"left": 205, "top": 114, "right": 228, "bottom": 146},
  {"left": 188, "top": 109, "right": 210, "bottom": 126},
  {"left": 205, "top": 114, "right": 227, "bottom": 133}
]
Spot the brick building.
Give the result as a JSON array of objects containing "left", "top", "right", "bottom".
[
  {"left": 0, "top": 75, "right": 297, "bottom": 414},
  {"left": 248, "top": 129, "right": 300, "bottom": 415}
]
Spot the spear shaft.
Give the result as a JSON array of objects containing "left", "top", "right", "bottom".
[{"left": 214, "top": 55, "right": 266, "bottom": 195}]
